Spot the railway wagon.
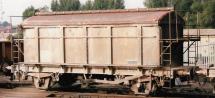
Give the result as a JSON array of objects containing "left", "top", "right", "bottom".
[{"left": 18, "top": 8, "right": 192, "bottom": 94}]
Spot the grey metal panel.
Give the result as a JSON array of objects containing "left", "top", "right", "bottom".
[
  {"left": 142, "top": 27, "right": 160, "bottom": 66},
  {"left": 65, "top": 27, "right": 87, "bottom": 64},
  {"left": 39, "top": 28, "right": 62, "bottom": 63},
  {"left": 24, "top": 28, "right": 39, "bottom": 63},
  {"left": 88, "top": 27, "right": 111, "bottom": 64},
  {"left": 112, "top": 26, "right": 141, "bottom": 65},
  {"left": 22, "top": 8, "right": 177, "bottom": 26},
  {"left": 23, "top": 25, "right": 162, "bottom": 67}
]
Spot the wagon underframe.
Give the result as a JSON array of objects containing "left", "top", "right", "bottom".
[{"left": 14, "top": 63, "right": 194, "bottom": 94}]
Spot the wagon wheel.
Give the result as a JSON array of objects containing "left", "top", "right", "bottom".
[
  {"left": 33, "top": 77, "right": 52, "bottom": 90},
  {"left": 130, "top": 80, "right": 157, "bottom": 95},
  {"left": 210, "top": 77, "right": 215, "bottom": 94},
  {"left": 130, "top": 81, "right": 149, "bottom": 94},
  {"left": 77, "top": 76, "right": 89, "bottom": 88},
  {"left": 15, "top": 71, "right": 28, "bottom": 81},
  {"left": 197, "top": 75, "right": 208, "bottom": 86}
]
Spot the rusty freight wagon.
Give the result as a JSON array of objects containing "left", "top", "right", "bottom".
[{"left": 17, "top": 8, "right": 199, "bottom": 94}]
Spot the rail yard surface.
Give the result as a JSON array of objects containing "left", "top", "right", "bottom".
[
  {"left": 0, "top": 77, "right": 146, "bottom": 98},
  {"left": 0, "top": 75, "right": 147, "bottom": 98},
  {"left": 1, "top": 75, "right": 215, "bottom": 98}
]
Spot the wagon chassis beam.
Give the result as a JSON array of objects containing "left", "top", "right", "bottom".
[{"left": 23, "top": 63, "right": 162, "bottom": 69}]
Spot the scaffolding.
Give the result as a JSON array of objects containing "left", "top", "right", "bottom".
[
  {"left": 9, "top": 16, "right": 24, "bottom": 65},
  {"left": 183, "top": 12, "right": 201, "bottom": 66},
  {"left": 159, "top": 10, "right": 200, "bottom": 88},
  {"left": 11, "top": 38, "right": 23, "bottom": 64}
]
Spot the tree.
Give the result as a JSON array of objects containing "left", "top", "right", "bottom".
[
  {"left": 200, "top": 0, "right": 215, "bottom": 28},
  {"left": 60, "top": 0, "right": 80, "bottom": 11},
  {"left": 22, "top": 6, "right": 35, "bottom": 20},
  {"left": 51, "top": 0, "right": 80, "bottom": 11},
  {"left": 115, "top": 0, "right": 125, "bottom": 9},
  {"left": 81, "top": 0, "right": 125, "bottom": 10},
  {"left": 93, "top": 0, "right": 109, "bottom": 10},
  {"left": 108, "top": 0, "right": 125, "bottom": 9},
  {"left": 143, "top": 0, "right": 215, "bottom": 28},
  {"left": 190, "top": 2, "right": 203, "bottom": 13},
  {"left": 81, "top": 0, "right": 93, "bottom": 10},
  {"left": 144, "top": 0, "right": 168, "bottom": 8},
  {"left": 51, "top": 0, "right": 125, "bottom": 11},
  {"left": 144, "top": 0, "right": 194, "bottom": 17},
  {"left": 174, "top": 0, "right": 194, "bottom": 17},
  {"left": 51, "top": 0, "right": 59, "bottom": 11}
]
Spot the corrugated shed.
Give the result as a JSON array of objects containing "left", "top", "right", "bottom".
[{"left": 22, "top": 8, "right": 174, "bottom": 26}]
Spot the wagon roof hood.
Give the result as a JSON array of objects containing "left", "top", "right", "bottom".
[{"left": 22, "top": 7, "right": 181, "bottom": 27}]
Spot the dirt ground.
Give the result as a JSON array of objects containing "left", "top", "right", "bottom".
[
  {"left": 1, "top": 74, "right": 215, "bottom": 98},
  {"left": 0, "top": 75, "right": 147, "bottom": 98}
]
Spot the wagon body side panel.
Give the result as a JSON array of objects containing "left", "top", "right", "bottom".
[
  {"left": 39, "top": 28, "right": 63, "bottom": 63},
  {"left": 112, "top": 26, "right": 141, "bottom": 65},
  {"left": 88, "top": 27, "right": 111, "bottom": 64},
  {"left": 23, "top": 25, "right": 162, "bottom": 67},
  {"left": 142, "top": 27, "right": 160, "bottom": 66},
  {"left": 65, "top": 27, "right": 87, "bottom": 64},
  {"left": 24, "top": 28, "right": 39, "bottom": 63}
]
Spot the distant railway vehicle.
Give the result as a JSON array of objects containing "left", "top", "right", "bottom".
[{"left": 14, "top": 8, "right": 201, "bottom": 94}]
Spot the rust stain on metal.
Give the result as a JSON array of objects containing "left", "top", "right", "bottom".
[{"left": 22, "top": 8, "right": 174, "bottom": 26}]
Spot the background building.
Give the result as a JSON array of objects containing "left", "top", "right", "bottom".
[{"left": 184, "top": 29, "right": 215, "bottom": 68}]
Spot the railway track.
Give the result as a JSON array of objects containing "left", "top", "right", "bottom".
[
  {"left": 0, "top": 86, "right": 149, "bottom": 98},
  {"left": 1, "top": 83, "right": 215, "bottom": 98},
  {"left": 0, "top": 75, "right": 146, "bottom": 98},
  {"left": 0, "top": 76, "right": 148, "bottom": 98},
  {"left": 1, "top": 76, "right": 215, "bottom": 98}
]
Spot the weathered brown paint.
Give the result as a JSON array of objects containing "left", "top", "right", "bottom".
[{"left": 21, "top": 8, "right": 185, "bottom": 75}]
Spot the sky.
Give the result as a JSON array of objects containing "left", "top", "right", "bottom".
[{"left": 1, "top": 0, "right": 145, "bottom": 25}]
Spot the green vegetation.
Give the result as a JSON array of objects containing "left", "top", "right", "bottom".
[
  {"left": 89, "top": 0, "right": 124, "bottom": 10},
  {"left": 144, "top": 0, "right": 168, "bottom": 8},
  {"left": 107, "top": 0, "right": 125, "bottom": 9},
  {"left": 51, "top": 0, "right": 81, "bottom": 11},
  {"left": 144, "top": 0, "right": 215, "bottom": 28},
  {"left": 51, "top": 0, "right": 125, "bottom": 10},
  {"left": 81, "top": 0, "right": 94, "bottom": 10},
  {"left": 200, "top": 1, "right": 215, "bottom": 28},
  {"left": 23, "top": 0, "right": 125, "bottom": 20},
  {"left": 22, "top": 6, "right": 35, "bottom": 20}
]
